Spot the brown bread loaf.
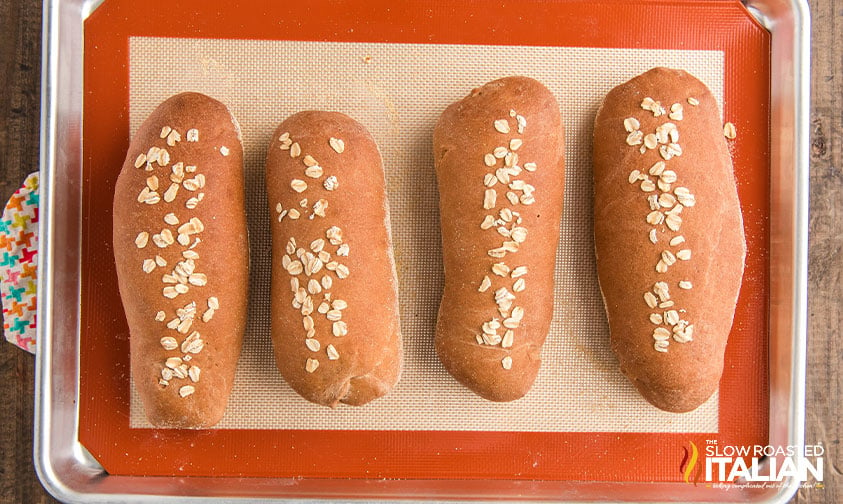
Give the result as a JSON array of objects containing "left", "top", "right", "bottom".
[
  {"left": 266, "top": 111, "right": 402, "bottom": 407},
  {"left": 593, "top": 67, "right": 746, "bottom": 413},
  {"left": 113, "top": 92, "right": 249, "bottom": 428},
  {"left": 433, "top": 76, "right": 565, "bottom": 401}
]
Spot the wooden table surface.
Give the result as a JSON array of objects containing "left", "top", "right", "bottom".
[{"left": 0, "top": 0, "right": 839, "bottom": 502}]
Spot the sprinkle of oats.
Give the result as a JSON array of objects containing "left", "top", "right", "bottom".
[
  {"left": 135, "top": 232, "right": 149, "bottom": 249},
  {"left": 724, "top": 122, "right": 737, "bottom": 139},
  {"left": 649, "top": 229, "right": 658, "bottom": 244},
  {"left": 641, "top": 179, "right": 656, "bottom": 192},
  {"left": 509, "top": 266, "right": 527, "bottom": 278},
  {"left": 329, "top": 137, "right": 345, "bottom": 154},
  {"left": 290, "top": 179, "right": 307, "bottom": 193},
  {"left": 492, "top": 263, "right": 510, "bottom": 277},
  {"left": 665, "top": 214, "right": 682, "bottom": 231},
  {"left": 313, "top": 199, "right": 328, "bottom": 218},
  {"left": 512, "top": 278, "right": 526, "bottom": 292},
  {"left": 507, "top": 227, "right": 526, "bottom": 244},
  {"left": 290, "top": 142, "right": 301, "bottom": 157},
  {"left": 160, "top": 183, "right": 178, "bottom": 203},
  {"left": 323, "top": 176, "right": 339, "bottom": 191},
  {"left": 676, "top": 249, "right": 692, "bottom": 261},
  {"left": 687, "top": 97, "right": 699, "bottom": 106},
  {"left": 501, "top": 356, "right": 513, "bottom": 370},
  {"left": 332, "top": 321, "right": 348, "bottom": 337},
  {"left": 653, "top": 327, "right": 671, "bottom": 341},
  {"left": 648, "top": 194, "right": 660, "bottom": 211},
  {"left": 624, "top": 117, "right": 640, "bottom": 132},
  {"left": 628, "top": 170, "right": 642, "bottom": 184},
  {"left": 646, "top": 211, "right": 664, "bottom": 225},
  {"left": 165, "top": 357, "right": 183, "bottom": 369},
  {"left": 501, "top": 330, "right": 514, "bottom": 348},
  {"left": 302, "top": 155, "right": 318, "bottom": 167},
  {"left": 674, "top": 187, "right": 696, "bottom": 207},
  {"left": 659, "top": 143, "right": 683, "bottom": 160},
  {"left": 142, "top": 259, "right": 156, "bottom": 274},
  {"left": 166, "top": 129, "right": 181, "bottom": 147},
  {"left": 669, "top": 103, "right": 684, "bottom": 121},
  {"left": 483, "top": 189, "right": 497, "bottom": 210},
  {"left": 626, "top": 130, "right": 644, "bottom": 146},
  {"left": 479, "top": 276, "right": 492, "bottom": 293},
  {"left": 644, "top": 134, "right": 658, "bottom": 150},
  {"left": 326, "top": 344, "right": 339, "bottom": 360},
  {"left": 648, "top": 162, "right": 665, "bottom": 177},
  {"left": 306, "top": 339, "right": 321, "bottom": 352},
  {"left": 186, "top": 128, "right": 199, "bottom": 142},
  {"left": 644, "top": 291, "right": 658, "bottom": 309},
  {"left": 179, "top": 385, "right": 195, "bottom": 397},
  {"left": 188, "top": 366, "right": 200, "bottom": 383},
  {"left": 484, "top": 153, "right": 496, "bottom": 167},
  {"left": 524, "top": 162, "right": 537, "bottom": 172},
  {"left": 494, "top": 119, "right": 511, "bottom": 134},
  {"left": 679, "top": 280, "right": 693, "bottom": 290},
  {"left": 305, "top": 165, "right": 323, "bottom": 178},
  {"left": 649, "top": 313, "right": 663, "bottom": 325},
  {"left": 335, "top": 263, "right": 350, "bottom": 279},
  {"left": 654, "top": 281, "right": 670, "bottom": 301},
  {"left": 510, "top": 138, "right": 523, "bottom": 151},
  {"left": 336, "top": 244, "right": 349, "bottom": 256}
]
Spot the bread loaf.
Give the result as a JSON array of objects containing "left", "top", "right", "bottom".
[
  {"left": 113, "top": 92, "right": 249, "bottom": 428},
  {"left": 593, "top": 67, "right": 746, "bottom": 413},
  {"left": 266, "top": 111, "right": 402, "bottom": 407},
  {"left": 433, "top": 76, "right": 565, "bottom": 401}
]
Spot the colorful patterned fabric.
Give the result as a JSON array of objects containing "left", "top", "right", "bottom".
[{"left": 1, "top": 172, "right": 39, "bottom": 353}]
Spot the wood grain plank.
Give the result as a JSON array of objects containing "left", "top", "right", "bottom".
[
  {"left": 0, "top": 0, "right": 55, "bottom": 501},
  {"left": 801, "top": 0, "right": 843, "bottom": 502}
]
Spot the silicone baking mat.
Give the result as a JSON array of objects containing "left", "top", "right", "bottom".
[
  {"left": 80, "top": 0, "right": 770, "bottom": 481},
  {"left": 126, "top": 38, "right": 722, "bottom": 432}
]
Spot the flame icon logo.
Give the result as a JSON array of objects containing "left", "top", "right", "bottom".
[{"left": 679, "top": 441, "right": 701, "bottom": 485}]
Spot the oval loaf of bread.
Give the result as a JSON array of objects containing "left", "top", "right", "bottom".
[
  {"left": 266, "top": 111, "right": 402, "bottom": 408},
  {"left": 433, "top": 76, "right": 565, "bottom": 401},
  {"left": 113, "top": 92, "right": 249, "bottom": 428},
  {"left": 593, "top": 67, "right": 746, "bottom": 413}
]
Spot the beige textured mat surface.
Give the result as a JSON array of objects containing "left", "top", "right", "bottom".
[{"left": 128, "top": 37, "right": 722, "bottom": 432}]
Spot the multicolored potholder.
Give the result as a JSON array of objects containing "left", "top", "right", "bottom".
[{"left": 1, "top": 172, "right": 39, "bottom": 354}]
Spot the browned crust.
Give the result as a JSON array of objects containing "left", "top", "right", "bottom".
[
  {"left": 593, "top": 67, "right": 746, "bottom": 413},
  {"left": 433, "top": 76, "right": 565, "bottom": 401},
  {"left": 113, "top": 92, "right": 248, "bottom": 428},
  {"left": 265, "top": 111, "right": 402, "bottom": 408}
]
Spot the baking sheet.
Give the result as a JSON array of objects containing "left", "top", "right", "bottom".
[{"left": 127, "top": 38, "right": 723, "bottom": 432}]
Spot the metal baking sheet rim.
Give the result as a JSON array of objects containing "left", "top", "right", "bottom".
[{"left": 33, "top": 0, "right": 810, "bottom": 502}]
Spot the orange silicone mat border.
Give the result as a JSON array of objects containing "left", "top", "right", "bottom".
[{"left": 79, "top": 0, "right": 771, "bottom": 481}]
